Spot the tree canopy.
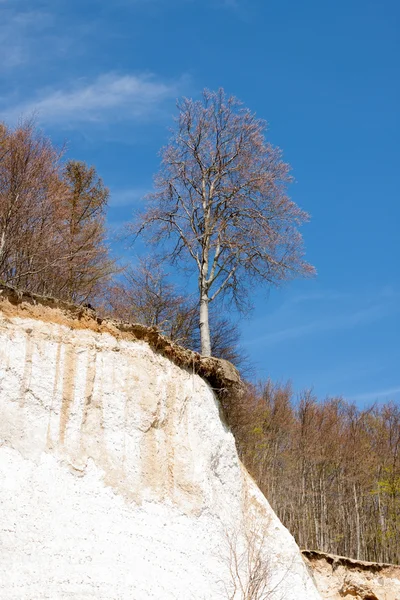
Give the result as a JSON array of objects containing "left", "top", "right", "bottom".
[{"left": 131, "top": 89, "right": 315, "bottom": 356}]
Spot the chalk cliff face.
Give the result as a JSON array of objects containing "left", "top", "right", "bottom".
[{"left": 0, "top": 290, "right": 321, "bottom": 600}]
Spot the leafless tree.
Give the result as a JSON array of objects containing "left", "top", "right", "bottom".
[
  {"left": 130, "top": 88, "right": 314, "bottom": 356},
  {"left": 221, "top": 520, "right": 283, "bottom": 600},
  {"left": 0, "top": 121, "right": 115, "bottom": 303},
  {"left": 0, "top": 119, "right": 64, "bottom": 287},
  {"left": 104, "top": 256, "right": 197, "bottom": 345},
  {"left": 57, "top": 160, "right": 115, "bottom": 303}
]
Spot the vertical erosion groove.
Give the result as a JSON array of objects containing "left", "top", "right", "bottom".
[
  {"left": 81, "top": 349, "right": 97, "bottom": 427},
  {"left": 20, "top": 332, "right": 33, "bottom": 407},
  {"left": 59, "top": 344, "right": 77, "bottom": 445},
  {"left": 46, "top": 341, "right": 62, "bottom": 449}
]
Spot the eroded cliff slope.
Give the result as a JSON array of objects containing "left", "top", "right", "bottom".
[
  {"left": 303, "top": 551, "right": 400, "bottom": 600},
  {"left": 0, "top": 287, "right": 321, "bottom": 600}
]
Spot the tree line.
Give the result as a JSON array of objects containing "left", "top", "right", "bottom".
[{"left": 228, "top": 381, "right": 400, "bottom": 564}]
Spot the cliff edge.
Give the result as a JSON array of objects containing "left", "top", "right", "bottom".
[{"left": 303, "top": 550, "right": 400, "bottom": 600}]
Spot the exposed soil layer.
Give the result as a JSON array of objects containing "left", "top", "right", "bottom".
[
  {"left": 0, "top": 283, "right": 240, "bottom": 401},
  {"left": 303, "top": 550, "right": 400, "bottom": 600}
]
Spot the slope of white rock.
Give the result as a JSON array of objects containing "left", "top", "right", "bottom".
[{"left": 0, "top": 300, "right": 321, "bottom": 600}]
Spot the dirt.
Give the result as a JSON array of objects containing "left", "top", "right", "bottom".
[{"left": 303, "top": 550, "right": 400, "bottom": 600}]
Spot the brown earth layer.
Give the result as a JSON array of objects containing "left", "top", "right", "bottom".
[
  {"left": 0, "top": 284, "right": 241, "bottom": 403},
  {"left": 303, "top": 550, "right": 400, "bottom": 600}
]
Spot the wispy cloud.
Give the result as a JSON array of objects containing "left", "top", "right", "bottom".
[
  {"left": 212, "top": 0, "right": 250, "bottom": 21},
  {"left": 288, "top": 290, "right": 351, "bottom": 305},
  {"left": 118, "top": 0, "right": 240, "bottom": 7},
  {"left": 0, "top": 8, "right": 54, "bottom": 69},
  {"left": 245, "top": 300, "right": 398, "bottom": 347},
  {"left": 0, "top": 73, "right": 187, "bottom": 125},
  {"left": 218, "top": 0, "right": 240, "bottom": 8},
  {"left": 109, "top": 187, "right": 150, "bottom": 207},
  {"left": 349, "top": 386, "right": 400, "bottom": 403}
]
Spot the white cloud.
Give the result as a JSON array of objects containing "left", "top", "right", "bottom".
[
  {"left": 245, "top": 301, "right": 398, "bottom": 347},
  {"left": 349, "top": 386, "right": 400, "bottom": 403},
  {"left": 0, "top": 8, "right": 54, "bottom": 69},
  {"left": 109, "top": 187, "right": 150, "bottom": 207},
  {"left": 0, "top": 73, "right": 187, "bottom": 125}
]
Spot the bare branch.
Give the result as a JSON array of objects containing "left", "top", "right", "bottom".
[{"left": 129, "top": 88, "right": 315, "bottom": 356}]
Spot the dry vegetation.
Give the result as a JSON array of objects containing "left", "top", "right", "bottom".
[
  {"left": 220, "top": 521, "right": 285, "bottom": 600},
  {"left": 0, "top": 120, "right": 114, "bottom": 303},
  {"left": 227, "top": 381, "right": 400, "bottom": 565}
]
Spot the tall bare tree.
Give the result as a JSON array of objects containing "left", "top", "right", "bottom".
[
  {"left": 0, "top": 120, "right": 64, "bottom": 287},
  {"left": 58, "top": 160, "right": 115, "bottom": 303},
  {"left": 0, "top": 121, "right": 114, "bottom": 303},
  {"left": 131, "top": 89, "right": 314, "bottom": 356}
]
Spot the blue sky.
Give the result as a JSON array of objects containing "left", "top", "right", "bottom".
[{"left": 1, "top": 0, "right": 399, "bottom": 405}]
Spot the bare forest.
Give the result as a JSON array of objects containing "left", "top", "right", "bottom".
[{"left": 228, "top": 381, "right": 400, "bottom": 565}]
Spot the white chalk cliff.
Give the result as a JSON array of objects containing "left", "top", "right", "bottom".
[{"left": 0, "top": 288, "right": 321, "bottom": 600}]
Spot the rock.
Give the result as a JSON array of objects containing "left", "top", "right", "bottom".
[{"left": 303, "top": 550, "right": 400, "bottom": 600}]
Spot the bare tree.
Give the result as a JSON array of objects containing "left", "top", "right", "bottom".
[
  {"left": 57, "top": 160, "right": 115, "bottom": 303},
  {"left": 221, "top": 520, "right": 284, "bottom": 600},
  {"left": 0, "top": 121, "right": 115, "bottom": 303},
  {"left": 104, "top": 256, "right": 197, "bottom": 345},
  {"left": 0, "top": 119, "right": 64, "bottom": 287},
  {"left": 131, "top": 88, "right": 314, "bottom": 356}
]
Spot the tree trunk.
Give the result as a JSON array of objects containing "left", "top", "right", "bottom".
[
  {"left": 199, "top": 293, "right": 211, "bottom": 356},
  {"left": 0, "top": 229, "right": 5, "bottom": 266},
  {"left": 353, "top": 482, "right": 361, "bottom": 559}
]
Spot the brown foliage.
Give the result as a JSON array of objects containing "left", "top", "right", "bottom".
[
  {"left": 57, "top": 160, "right": 115, "bottom": 303},
  {"left": 229, "top": 381, "right": 400, "bottom": 565},
  {"left": 0, "top": 120, "right": 114, "bottom": 303},
  {"left": 0, "top": 120, "right": 64, "bottom": 288}
]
